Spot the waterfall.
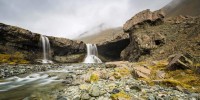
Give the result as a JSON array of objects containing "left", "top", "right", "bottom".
[
  {"left": 40, "top": 35, "right": 53, "bottom": 64},
  {"left": 84, "top": 44, "right": 102, "bottom": 63}
]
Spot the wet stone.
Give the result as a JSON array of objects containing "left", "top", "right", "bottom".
[
  {"left": 112, "top": 88, "right": 120, "bottom": 94},
  {"left": 57, "top": 96, "right": 68, "bottom": 100},
  {"left": 89, "top": 85, "right": 101, "bottom": 97},
  {"left": 130, "top": 85, "right": 142, "bottom": 92}
]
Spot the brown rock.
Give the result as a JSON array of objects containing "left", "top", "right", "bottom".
[
  {"left": 132, "top": 66, "right": 151, "bottom": 79},
  {"left": 121, "top": 9, "right": 165, "bottom": 61},
  {"left": 156, "top": 71, "right": 165, "bottom": 79},
  {"left": 123, "top": 9, "right": 165, "bottom": 32},
  {"left": 166, "top": 54, "right": 193, "bottom": 71}
]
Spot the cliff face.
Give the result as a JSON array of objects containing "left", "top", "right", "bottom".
[
  {"left": 0, "top": 23, "right": 86, "bottom": 63},
  {"left": 121, "top": 9, "right": 200, "bottom": 62}
]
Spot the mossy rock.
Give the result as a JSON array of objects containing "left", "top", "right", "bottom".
[
  {"left": 111, "top": 91, "right": 131, "bottom": 100},
  {"left": 114, "top": 67, "right": 131, "bottom": 77},
  {"left": 112, "top": 72, "right": 121, "bottom": 79},
  {"left": 90, "top": 73, "right": 99, "bottom": 83}
]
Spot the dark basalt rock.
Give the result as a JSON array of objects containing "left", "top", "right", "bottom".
[{"left": 97, "top": 32, "right": 130, "bottom": 61}]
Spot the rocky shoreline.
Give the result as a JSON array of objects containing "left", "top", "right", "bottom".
[
  {"left": 0, "top": 64, "right": 70, "bottom": 78},
  {"left": 4, "top": 63, "right": 197, "bottom": 100}
]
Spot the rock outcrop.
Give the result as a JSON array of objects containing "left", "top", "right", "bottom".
[
  {"left": 123, "top": 9, "right": 165, "bottom": 33},
  {"left": 121, "top": 9, "right": 165, "bottom": 61},
  {"left": 48, "top": 36, "right": 86, "bottom": 63},
  {"left": 166, "top": 54, "right": 193, "bottom": 71},
  {"left": 0, "top": 23, "right": 86, "bottom": 63},
  {"left": 121, "top": 9, "right": 200, "bottom": 62}
]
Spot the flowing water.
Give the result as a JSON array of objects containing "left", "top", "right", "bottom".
[
  {"left": 0, "top": 66, "right": 77, "bottom": 100},
  {"left": 40, "top": 35, "right": 53, "bottom": 64},
  {"left": 83, "top": 44, "right": 102, "bottom": 63}
]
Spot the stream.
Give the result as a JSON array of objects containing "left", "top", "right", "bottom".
[{"left": 0, "top": 65, "right": 81, "bottom": 100}]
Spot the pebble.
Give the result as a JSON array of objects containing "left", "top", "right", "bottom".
[
  {"left": 81, "top": 92, "right": 90, "bottom": 100},
  {"left": 112, "top": 88, "right": 120, "bottom": 94},
  {"left": 89, "top": 85, "right": 101, "bottom": 97}
]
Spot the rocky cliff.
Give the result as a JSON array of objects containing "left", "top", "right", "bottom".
[
  {"left": 0, "top": 23, "right": 86, "bottom": 64},
  {"left": 121, "top": 9, "right": 200, "bottom": 62}
]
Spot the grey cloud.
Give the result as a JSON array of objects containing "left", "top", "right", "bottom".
[{"left": 0, "top": 0, "right": 172, "bottom": 39}]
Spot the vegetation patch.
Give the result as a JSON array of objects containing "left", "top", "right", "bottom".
[
  {"left": 0, "top": 52, "right": 29, "bottom": 64},
  {"left": 114, "top": 66, "right": 131, "bottom": 77},
  {"left": 90, "top": 73, "right": 99, "bottom": 83},
  {"left": 139, "top": 60, "right": 200, "bottom": 92},
  {"left": 111, "top": 91, "right": 131, "bottom": 100}
]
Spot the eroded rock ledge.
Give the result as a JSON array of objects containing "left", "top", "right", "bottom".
[
  {"left": 0, "top": 23, "right": 86, "bottom": 63},
  {"left": 121, "top": 9, "right": 200, "bottom": 62},
  {"left": 121, "top": 9, "right": 165, "bottom": 61},
  {"left": 97, "top": 31, "right": 130, "bottom": 61}
]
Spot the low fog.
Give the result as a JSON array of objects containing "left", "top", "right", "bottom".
[{"left": 0, "top": 0, "right": 172, "bottom": 39}]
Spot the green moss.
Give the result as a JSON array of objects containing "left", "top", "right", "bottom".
[
  {"left": 0, "top": 52, "right": 29, "bottom": 64},
  {"left": 111, "top": 91, "right": 131, "bottom": 100}
]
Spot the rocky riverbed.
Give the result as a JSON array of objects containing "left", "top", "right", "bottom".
[{"left": 1, "top": 62, "right": 200, "bottom": 100}]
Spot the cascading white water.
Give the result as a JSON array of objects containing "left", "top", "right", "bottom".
[
  {"left": 40, "top": 35, "right": 53, "bottom": 64},
  {"left": 84, "top": 44, "right": 102, "bottom": 63}
]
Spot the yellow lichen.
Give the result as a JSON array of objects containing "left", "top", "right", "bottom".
[
  {"left": 160, "top": 79, "right": 191, "bottom": 88},
  {"left": 111, "top": 91, "right": 131, "bottom": 100},
  {"left": 90, "top": 73, "right": 99, "bottom": 83},
  {"left": 0, "top": 52, "right": 29, "bottom": 64},
  {"left": 114, "top": 67, "right": 131, "bottom": 77},
  {"left": 139, "top": 60, "right": 200, "bottom": 92},
  {"left": 113, "top": 72, "right": 121, "bottom": 79}
]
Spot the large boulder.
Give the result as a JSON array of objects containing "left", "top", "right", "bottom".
[
  {"left": 166, "top": 54, "right": 193, "bottom": 71},
  {"left": 0, "top": 23, "right": 86, "bottom": 63},
  {"left": 123, "top": 9, "right": 165, "bottom": 32},
  {"left": 132, "top": 66, "right": 151, "bottom": 79}
]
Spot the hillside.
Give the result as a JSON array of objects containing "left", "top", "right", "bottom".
[
  {"left": 78, "top": 27, "right": 124, "bottom": 44},
  {"left": 163, "top": 0, "right": 200, "bottom": 17}
]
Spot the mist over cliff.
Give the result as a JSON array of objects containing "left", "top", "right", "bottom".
[{"left": 0, "top": 0, "right": 171, "bottom": 39}]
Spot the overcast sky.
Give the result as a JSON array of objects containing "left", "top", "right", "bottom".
[{"left": 0, "top": 0, "right": 172, "bottom": 39}]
